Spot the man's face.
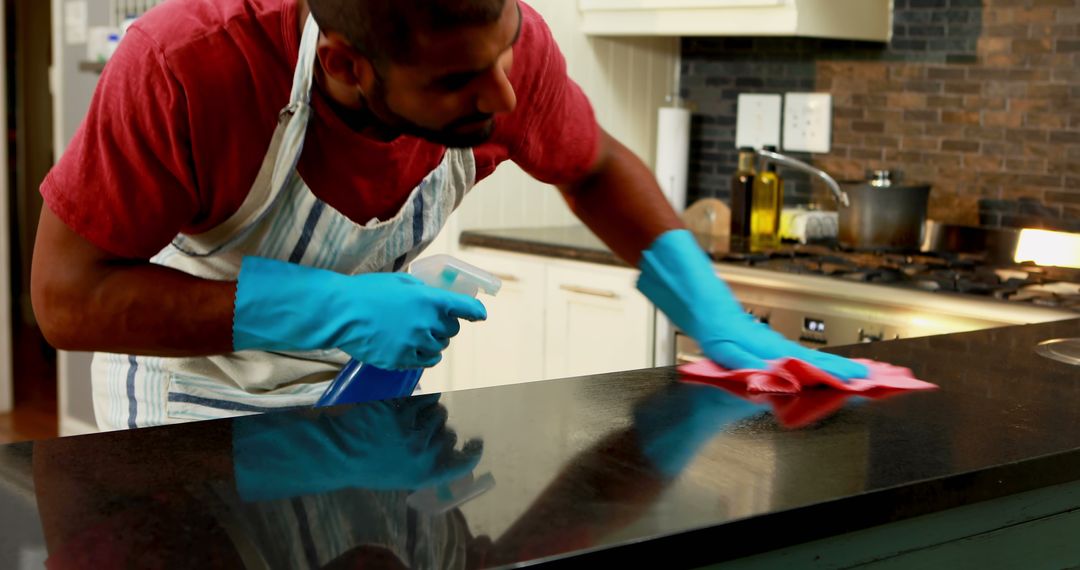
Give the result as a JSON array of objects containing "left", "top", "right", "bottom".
[{"left": 364, "top": 1, "right": 522, "bottom": 148}]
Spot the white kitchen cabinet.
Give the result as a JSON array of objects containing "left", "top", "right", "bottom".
[
  {"left": 578, "top": 0, "right": 893, "bottom": 41},
  {"left": 544, "top": 263, "right": 654, "bottom": 379},
  {"left": 448, "top": 248, "right": 655, "bottom": 390},
  {"left": 449, "top": 250, "right": 547, "bottom": 392}
]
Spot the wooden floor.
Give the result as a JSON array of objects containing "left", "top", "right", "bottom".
[{"left": 0, "top": 324, "right": 58, "bottom": 444}]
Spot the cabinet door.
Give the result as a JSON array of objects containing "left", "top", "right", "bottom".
[
  {"left": 581, "top": 0, "right": 784, "bottom": 8},
  {"left": 578, "top": 0, "right": 892, "bottom": 42},
  {"left": 449, "top": 250, "right": 547, "bottom": 391},
  {"left": 544, "top": 263, "right": 654, "bottom": 379}
]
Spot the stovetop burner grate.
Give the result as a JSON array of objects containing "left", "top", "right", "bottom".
[{"left": 717, "top": 243, "right": 1079, "bottom": 310}]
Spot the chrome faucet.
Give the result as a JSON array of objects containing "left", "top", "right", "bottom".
[{"left": 756, "top": 149, "right": 851, "bottom": 208}]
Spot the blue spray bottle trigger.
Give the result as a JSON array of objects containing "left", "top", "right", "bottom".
[{"left": 315, "top": 256, "right": 501, "bottom": 408}]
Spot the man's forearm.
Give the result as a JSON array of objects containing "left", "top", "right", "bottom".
[
  {"left": 32, "top": 206, "right": 237, "bottom": 356},
  {"left": 38, "top": 262, "right": 237, "bottom": 356},
  {"left": 559, "top": 130, "right": 684, "bottom": 266}
]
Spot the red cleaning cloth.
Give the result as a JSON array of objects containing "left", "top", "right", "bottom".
[
  {"left": 678, "top": 359, "right": 939, "bottom": 428},
  {"left": 678, "top": 358, "right": 938, "bottom": 394}
]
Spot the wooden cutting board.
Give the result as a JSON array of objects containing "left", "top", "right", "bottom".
[{"left": 682, "top": 198, "right": 731, "bottom": 238}]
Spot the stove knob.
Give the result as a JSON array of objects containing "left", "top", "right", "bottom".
[
  {"left": 859, "top": 328, "right": 884, "bottom": 343},
  {"left": 746, "top": 309, "right": 770, "bottom": 326}
]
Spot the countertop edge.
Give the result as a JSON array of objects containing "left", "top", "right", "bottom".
[
  {"left": 549, "top": 446, "right": 1080, "bottom": 568},
  {"left": 459, "top": 231, "right": 626, "bottom": 267}
]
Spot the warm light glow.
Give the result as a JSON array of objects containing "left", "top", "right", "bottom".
[
  {"left": 910, "top": 316, "right": 934, "bottom": 328},
  {"left": 1014, "top": 229, "right": 1080, "bottom": 269}
]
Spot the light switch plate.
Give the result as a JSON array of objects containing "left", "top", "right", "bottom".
[
  {"left": 735, "top": 94, "right": 782, "bottom": 150},
  {"left": 783, "top": 93, "right": 832, "bottom": 153},
  {"left": 64, "top": 1, "right": 89, "bottom": 45}
]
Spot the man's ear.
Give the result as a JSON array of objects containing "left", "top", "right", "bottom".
[{"left": 315, "top": 31, "right": 378, "bottom": 103}]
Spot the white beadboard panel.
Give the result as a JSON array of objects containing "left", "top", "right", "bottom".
[{"left": 457, "top": 1, "right": 679, "bottom": 232}]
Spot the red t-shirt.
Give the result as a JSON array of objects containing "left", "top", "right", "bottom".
[{"left": 41, "top": 0, "right": 600, "bottom": 259}]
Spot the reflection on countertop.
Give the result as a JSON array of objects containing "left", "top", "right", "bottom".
[{"left": 2, "top": 319, "right": 1080, "bottom": 568}]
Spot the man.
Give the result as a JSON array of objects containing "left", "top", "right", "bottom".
[{"left": 32, "top": 0, "right": 867, "bottom": 430}]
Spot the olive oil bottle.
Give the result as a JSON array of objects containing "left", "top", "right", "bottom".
[
  {"left": 750, "top": 146, "right": 783, "bottom": 250},
  {"left": 730, "top": 147, "right": 756, "bottom": 238}
]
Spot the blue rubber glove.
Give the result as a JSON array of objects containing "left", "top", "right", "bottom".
[
  {"left": 234, "top": 257, "right": 486, "bottom": 370},
  {"left": 633, "top": 383, "right": 767, "bottom": 478},
  {"left": 637, "top": 230, "right": 869, "bottom": 380},
  {"left": 232, "top": 395, "right": 483, "bottom": 502}
]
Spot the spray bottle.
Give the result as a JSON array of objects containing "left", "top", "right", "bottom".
[{"left": 315, "top": 255, "right": 502, "bottom": 407}]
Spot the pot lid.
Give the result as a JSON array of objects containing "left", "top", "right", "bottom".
[
  {"left": 841, "top": 170, "right": 930, "bottom": 190},
  {"left": 869, "top": 170, "right": 893, "bottom": 188}
]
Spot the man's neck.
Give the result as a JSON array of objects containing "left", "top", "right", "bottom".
[
  {"left": 297, "top": 0, "right": 309, "bottom": 33},
  {"left": 295, "top": 0, "right": 401, "bottom": 141}
]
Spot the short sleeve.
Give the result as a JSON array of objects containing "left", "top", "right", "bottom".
[
  {"left": 478, "top": 4, "right": 601, "bottom": 186},
  {"left": 40, "top": 27, "right": 200, "bottom": 259}
]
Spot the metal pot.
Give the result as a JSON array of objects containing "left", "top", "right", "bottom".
[
  {"left": 753, "top": 152, "right": 931, "bottom": 250},
  {"left": 838, "top": 171, "right": 931, "bottom": 251},
  {"left": 921, "top": 221, "right": 1021, "bottom": 263}
]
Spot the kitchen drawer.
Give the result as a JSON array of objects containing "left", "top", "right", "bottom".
[
  {"left": 449, "top": 250, "right": 547, "bottom": 391},
  {"left": 543, "top": 263, "right": 654, "bottom": 379}
]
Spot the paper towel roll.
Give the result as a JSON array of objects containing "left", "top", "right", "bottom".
[{"left": 655, "top": 107, "right": 691, "bottom": 213}]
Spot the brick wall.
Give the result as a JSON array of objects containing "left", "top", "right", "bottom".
[{"left": 681, "top": 0, "right": 1079, "bottom": 232}]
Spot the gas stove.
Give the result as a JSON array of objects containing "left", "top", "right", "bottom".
[
  {"left": 718, "top": 244, "right": 1080, "bottom": 311},
  {"left": 661, "top": 243, "right": 1079, "bottom": 366}
]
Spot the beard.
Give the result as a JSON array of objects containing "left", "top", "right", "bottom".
[
  {"left": 399, "top": 113, "right": 496, "bottom": 149},
  {"left": 355, "top": 76, "right": 496, "bottom": 148}
]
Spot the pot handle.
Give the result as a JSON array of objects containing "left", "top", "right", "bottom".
[{"left": 757, "top": 149, "right": 851, "bottom": 208}]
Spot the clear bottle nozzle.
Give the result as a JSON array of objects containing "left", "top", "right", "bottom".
[{"left": 410, "top": 254, "right": 503, "bottom": 297}]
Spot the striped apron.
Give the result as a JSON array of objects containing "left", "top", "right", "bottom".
[{"left": 91, "top": 14, "right": 475, "bottom": 431}]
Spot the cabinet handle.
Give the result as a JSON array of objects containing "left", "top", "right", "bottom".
[
  {"left": 559, "top": 284, "right": 619, "bottom": 299},
  {"left": 676, "top": 352, "right": 705, "bottom": 365},
  {"left": 492, "top": 273, "right": 519, "bottom": 283}
]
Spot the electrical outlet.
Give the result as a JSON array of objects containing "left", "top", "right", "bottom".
[
  {"left": 783, "top": 93, "right": 832, "bottom": 153},
  {"left": 735, "top": 94, "right": 782, "bottom": 150}
]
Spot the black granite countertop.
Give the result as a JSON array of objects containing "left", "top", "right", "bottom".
[
  {"left": 2, "top": 319, "right": 1080, "bottom": 568},
  {"left": 458, "top": 226, "right": 762, "bottom": 267},
  {"left": 460, "top": 225, "right": 624, "bottom": 266}
]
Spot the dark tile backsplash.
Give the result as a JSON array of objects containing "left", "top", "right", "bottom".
[{"left": 681, "top": 0, "right": 1079, "bottom": 232}]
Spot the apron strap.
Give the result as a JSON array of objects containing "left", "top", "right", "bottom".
[
  {"left": 290, "top": 14, "right": 320, "bottom": 106},
  {"left": 170, "top": 15, "right": 322, "bottom": 255},
  {"left": 178, "top": 108, "right": 294, "bottom": 250}
]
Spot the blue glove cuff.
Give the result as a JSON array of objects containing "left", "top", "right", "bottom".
[
  {"left": 233, "top": 256, "right": 345, "bottom": 352},
  {"left": 234, "top": 257, "right": 292, "bottom": 351},
  {"left": 637, "top": 229, "right": 735, "bottom": 341},
  {"left": 640, "top": 229, "right": 711, "bottom": 269}
]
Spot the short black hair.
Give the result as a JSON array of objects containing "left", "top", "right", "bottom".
[{"left": 307, "top": 0, "right": 508, "bottom": 65}]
